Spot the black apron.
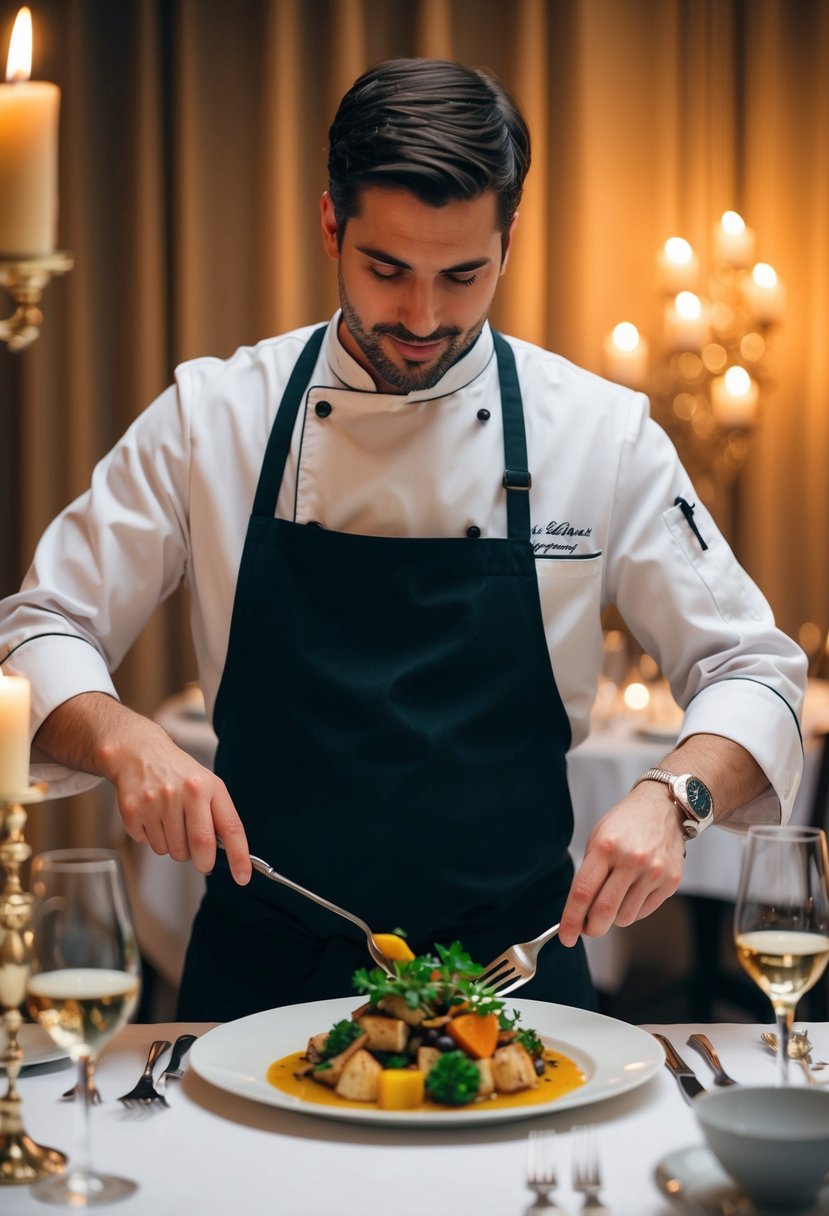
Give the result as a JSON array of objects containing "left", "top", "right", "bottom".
[{"left": 177, "top": 326, "right": 596, "bottom": 1020}]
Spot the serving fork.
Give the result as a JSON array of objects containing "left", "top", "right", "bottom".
[
  {"left": 478, "top": 922, "right": 561, "bottom": 995},
  {"left": 117, "top": 1039, "right": 171, "bottom": 1107},
  {"left": 216, "top": 839, "right": 395, "bottom": 975}
]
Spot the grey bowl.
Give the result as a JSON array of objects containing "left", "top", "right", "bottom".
[{"left": 695, "top": 1084, "right": 829, "bottom": 1211}]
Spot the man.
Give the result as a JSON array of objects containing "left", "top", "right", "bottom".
[{"left": 0, "top": 59, "right": 806, "bottom": 1020}]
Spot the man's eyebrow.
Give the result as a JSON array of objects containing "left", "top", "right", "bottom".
[{"left": 355, "top": 245, "right": 493, "bottom": 273}]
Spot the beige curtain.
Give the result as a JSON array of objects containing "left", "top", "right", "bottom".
[{"left": 2, "top": 0, "right": 827, "bottom": 852}]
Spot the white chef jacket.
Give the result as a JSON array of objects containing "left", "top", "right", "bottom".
[{"left": 0, "top": 315, "right": 806, "bottom": 825}]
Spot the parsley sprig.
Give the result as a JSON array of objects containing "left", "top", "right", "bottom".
[{"left": 352, "top": 940, "right": 505, "bottom": 1017}]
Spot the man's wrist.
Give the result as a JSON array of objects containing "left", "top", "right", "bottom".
[{"left": 631, "top": 768, "right": 715, "bottom": 841}]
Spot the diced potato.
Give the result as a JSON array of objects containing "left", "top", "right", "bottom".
[
  {"left": 373, "top": 933, "right": 416, "bottom": 962},
  {"left": 377, "top": 1069, "right": 425, "bottom": 1110},
  {"left": 475, "top": 1057, "right": 495, "bottom": 1097},
  {"left": 416, "top": 1045, "right": 441, "bottom": 1076},
  {"left": 377, "top": 994, "right": 427, "bottom": 1026},
  {"left": 310, "top": 1031, "right": 368, "bottom": 1088},
  {"left": 491, "top": 1043, "right": 538, "bottom": 1093},
  {"left": 335, "top": 1049, "right": 383, "bottom": 1102},
  {"left": 356, "top": 1014, "right": 410, "bottom": 1053},
  {"left": 306, "top": 1032, "right": 328, "bottom": 1063}
]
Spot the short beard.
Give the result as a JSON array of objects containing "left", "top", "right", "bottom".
[{"left": 338, "top": 268, "right": 488, "bottom": 393}]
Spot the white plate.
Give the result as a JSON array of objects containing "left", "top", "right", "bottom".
[
  {"left": 1, "top": 1024, "right": 68, "bottom": 1071},
  {"left": 190, "top": 995, "right": 663, "bottom": 1127},
  {"left": 655, "top": 1144, "right": 829, "bottom": 1215}
]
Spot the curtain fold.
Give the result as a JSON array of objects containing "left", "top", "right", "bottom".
[{"left": 1, "top": 0, "right": 826, "bottom": 851}]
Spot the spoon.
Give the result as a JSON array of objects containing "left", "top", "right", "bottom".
[{"left": 760, "top": 1031, "right": 828, "bottom": 1083}]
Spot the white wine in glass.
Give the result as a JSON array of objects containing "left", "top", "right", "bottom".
[
  {"left": 27, "top": 849, "right": 141, "bottom": 1206},
  {"left": 734, "top": 825, "right": 829, "bottom": 1087}
]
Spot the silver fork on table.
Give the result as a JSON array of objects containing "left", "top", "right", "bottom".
[
  {"left": 571, "top": 1124, "right": 608, "bottom": 1211},
  {"left": 479, "top": 923, "right": 561, "bottom": 995},
  {"left": 117, "top": 1039, "right": 171, "bottom": 1107},
  {"left": 526, "top": 1129, "right": 559, "bottom": 1209},
  {"left": 216, "top": 839, "right": 395, "bottom": 976}
]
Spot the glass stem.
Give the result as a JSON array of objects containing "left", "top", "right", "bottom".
[
  {"left": 74, "top": 1054, "right": 94, "bottom": 1176},
  {"left": 775, "top": 1005, "right": 794, "bottom": 1087}
]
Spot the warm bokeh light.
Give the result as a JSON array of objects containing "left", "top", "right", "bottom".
[
  {"left": 6, "top": 6, "right": 32, "bottom": 82},
  {"left": 675, "top": 291, "right": 702, "bottom": 321},
  {"left": 664, "top": 237, "right": 693, "bottom": 266},
  {"left": 752, "top": 262, "right": 778, "bottom": 289},
  {"left": 623, "top": 682, "right": 650, "bottom": 711},
  {"left": 724, "top": 365, "right": 752, "bottom": 397},
  {"left": 611, "top": 321, "right": 641, "bottom": 352},
  {"left": 721, "top": 210, "right": 746, "bottom": 235}
]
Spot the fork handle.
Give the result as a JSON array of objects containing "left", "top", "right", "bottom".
[
  {"left": 532, "top": 922, "right": 562, "bottom": 947},
  {"left": 167, "top": 1034, "right": 197, "bottom": 1073},
  {"left": 216, "top": 839, "right": 374, "bottom": 936},
  {"left": 142, "top": 1039, "right": 171, "bottom": 1077}
]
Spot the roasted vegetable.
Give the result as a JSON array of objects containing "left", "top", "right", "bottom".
[
  {"left": 424, "top": 1050, "right": 481, "bottom": 1106},
  {"left": 377, "top": 1068, "right": 425, "bottom": 1110},
  {"left": 445, "top": 1012, "right": 500, "bottom": 1060}
]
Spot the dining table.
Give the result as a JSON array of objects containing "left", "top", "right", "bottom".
[{"left": 4, "top": 1016, "right": 828, "bottom": 1215}]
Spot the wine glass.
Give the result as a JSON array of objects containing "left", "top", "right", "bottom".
[
  {"left": 26, "top": 849, "right": 141, "bottom": 1206},
  {"left": 734, "top": 825, "right": 829, "bottom": 1087}
]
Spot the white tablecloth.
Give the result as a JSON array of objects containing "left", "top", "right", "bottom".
[
  {"left": 128, "top": 694, "right": 821, "bottom": 995},
  {"left": 4, "top": 1019, "right": 827, "bottom": 1215}
]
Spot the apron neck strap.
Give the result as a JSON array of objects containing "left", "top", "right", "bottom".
[
  {"left": 252, "top": 325, "right": 327, "bottom": 519},
  {"left": 492, "top": 331, "right": 532, "bottom": 540}
]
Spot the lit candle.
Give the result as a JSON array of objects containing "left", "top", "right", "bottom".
[
  {"left": 658, "top": 236, "right": 699, "bottom": 295},
  {"left": 602, "top": 322, "right": 649, "bottom": 389},
  {"left": 714, "top": 210, "right": 755, "bottom": 268},
  {"left": 744, "top": 262, "right": 785, "bottom": 325},
  {"left": 0, "top": 669, "right": 31, "bottom": 795},
  {"left": 0, "top": 7, "right": 60, "bottom": 254},
  {"left": 664, "top": 291, "right": 709, "bottom": 353},
  {"left": 710, "top": 365, "right": 759, "bottom": 429}
]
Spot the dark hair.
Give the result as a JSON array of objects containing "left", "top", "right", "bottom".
[{"left": 327, "top": 58, "right": 531, "bottom": 250}]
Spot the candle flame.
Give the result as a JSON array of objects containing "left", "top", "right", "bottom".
[
  {"left": 664, "top": 237, "right": 693, "bottom": 266},
  {"left": 675, "top": 291, "right": 702, "bottom": 321},
  {"left": 752, "top": 262, "right": 778, "bottom": 289},
  {"left": 623, "top": 682, "right": 650, "bottom": 711},
  {"left": 6, "top": 6, "right": 32, "bottom": 82},
  {"left": 611, "top": 321, "right": 640, "bottom": 352},
  {"left": 724, "top": 365, "right": 752, "bottom": 397},
  {"left": 721, "top": 210, "right": 745, "bottom": 236}
]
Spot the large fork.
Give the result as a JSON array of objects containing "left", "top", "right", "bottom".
[
  {"left": 117, "top": 1039, "right": 171, "bottom": 1107},
  {"left": 478, "top": 922, "right": 561, "bottom": 996}
]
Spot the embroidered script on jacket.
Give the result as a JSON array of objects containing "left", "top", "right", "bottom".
[{"left": 531, "top": 520, "right": 594, "bottom": 557}]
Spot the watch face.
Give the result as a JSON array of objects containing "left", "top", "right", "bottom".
[{"left": 685, "top": 777, "right": 713, "bottom": 818}]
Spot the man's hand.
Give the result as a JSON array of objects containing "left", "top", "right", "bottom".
[
  {"left": 558, "top": 782, "right": 685, "bottom": 946},
  {"left": 35, "top": 691, "right": 252, "bottom": 885},
  {"left": 559, "top": 732, "right": 770, "bottom": 946}
]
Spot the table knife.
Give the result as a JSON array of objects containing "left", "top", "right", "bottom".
[{"left": 653, "top": 1033, "right": 706, "bottom": 1102}]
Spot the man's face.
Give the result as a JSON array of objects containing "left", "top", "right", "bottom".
[{"left": 321, "top": 186, "right": 514, "bottom": 393}]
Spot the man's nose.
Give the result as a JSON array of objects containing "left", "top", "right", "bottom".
[{"left": 400, "top": 282, "right": 438, "bottom": 337}]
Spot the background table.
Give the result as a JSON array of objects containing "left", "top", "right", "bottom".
[{"left": 4, "top": 1019, "right": 827, "bottom": 1216}]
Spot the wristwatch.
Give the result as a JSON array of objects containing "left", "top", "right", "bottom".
[{"left": 632, "top": 768, "right": 715, "bottom": 841}]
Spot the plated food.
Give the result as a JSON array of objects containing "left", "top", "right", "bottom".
[{"left": 266, "top": 940, "right": 585, "bottom": 1112}]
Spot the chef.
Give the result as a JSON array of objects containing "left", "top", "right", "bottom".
[{"left": 0, "top": 58, "right": 806, "bottom": 1020}]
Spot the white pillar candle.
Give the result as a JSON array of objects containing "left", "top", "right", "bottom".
[
  {"left": 664, "top": 291, "right": 709, "bottom": 353},
  {"left": 658, "top": 237, "right": 699, "bottom": 295},
  {"left": 711, "top": 365, "right": 759, "bottom": 429},
  {"left": 714, "top": 210, "right": 755, "bottom": 268},
  {"left": 0, "top": 7, "right": 60, "bottom": 255},
  {"left": 0, "top": 670, "right": 31, "bottom": 795},
  {"left": 603, "top": 322, "right": 649, "bottom": 389},
  {"left": 744, "top": 262, "right": 785, "bottom": 326}
]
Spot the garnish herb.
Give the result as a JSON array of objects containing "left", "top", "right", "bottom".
[{"left": 424, "top": 1051, "right": 481, "bottom": 1106}]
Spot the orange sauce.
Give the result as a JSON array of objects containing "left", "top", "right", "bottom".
[{"left": 266, "top": 1048, "right": 585, "bottom": 1112}]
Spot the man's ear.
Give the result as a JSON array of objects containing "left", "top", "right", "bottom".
[
  {"left": 320, "top": 192, "right": 340, "bottom": 260},
  {"left": 500, "top": 211, "right": 519, "bottom": 274}
]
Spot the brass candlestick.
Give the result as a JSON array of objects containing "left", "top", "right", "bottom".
[
  {"left": 0, "top": 783, "right": 67, "bottom": 1183},
  {"left": 0, "top": 253, "right": 73, "bottom": 352}
]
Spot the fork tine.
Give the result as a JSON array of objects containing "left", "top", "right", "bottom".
[{"left": 478, "top": 958, "right": 514, "bottom": 987}]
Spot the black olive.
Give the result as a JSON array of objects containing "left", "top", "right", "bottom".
[
  {"left": 423, "top": 1028, "right": 440, "bottom": 1045},
  {"left": 435, "top": 1035, "right": 455, "bottom": 1053},
  {"left": 534, "top": 1058, "right": 546, "bottom": 1076}
]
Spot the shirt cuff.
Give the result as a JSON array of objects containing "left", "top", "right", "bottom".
[{"left": 678, "top": 677, "right": 803, "bottom": 828}]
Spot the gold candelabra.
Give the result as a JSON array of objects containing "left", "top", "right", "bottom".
[
  {"left": 604, "top": 212, "right": 784, "bottom": 520},
  {"left": 0, "top": 782, "right": 66, "bottom": 1183},
  {"left": 0, "top": 253, "right": 73, "bottom": 352}
]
